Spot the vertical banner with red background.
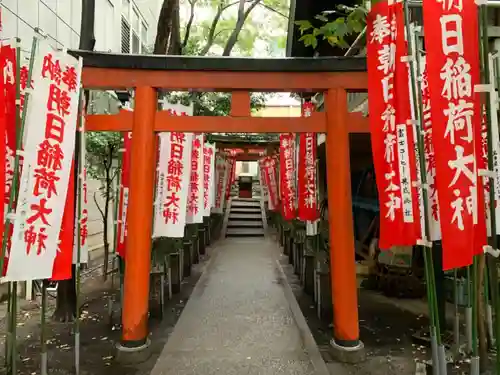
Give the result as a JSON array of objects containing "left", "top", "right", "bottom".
[
  {"left": 298, "top": 101, "right": 319, "bottom": 222},
  {"left": 186, "top": 133, "right": 205, "bottom": 224},
  {"left": 203, "top": 142, "right": 216, "bottom": 216},
  {"left": 213, "top": 154, "right": 228, "bottom": 214},
  {"left": 279, "top": 133, "right": 297, "bottom": 220},
  {"left": 2, "top": 42, "right": 16, "bottom": 275},
  {"left": 263, "top": 156, "right": 279, "bottom": 211},
  {"left": 116, "top": 132, "right": 132, "bottom": 257},
  {"left": 367, "top": 0, "right": 421, "bottom": 250},
  {"left": 420, "top": 57, "right": 442, "bottom": 242},
  {"left": 423, "top": 0, "right": 486, "bottom": 270},
  {"left": 5, "top": 40, "right": 82, "bottom": 281},
  {"left": 0, "top": 44, "right": 7, "bottom": 269}
]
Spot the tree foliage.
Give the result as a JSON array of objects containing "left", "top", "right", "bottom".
[
  {"left": 85, "top": 131, "right": 122, "bottom": 281},
  {"left": 295, "top": 5, "right": 367, "bottom": 50},
  {"left": 157, "top": 0, "right": 289, "bottom": 57},
  {"left": 164, "top": 91, "right": 266, "bottom": 116}
]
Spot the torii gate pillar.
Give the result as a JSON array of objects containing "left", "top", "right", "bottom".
[
  {"left": 118, "top": 86, "right": 157, "bottom": 352},
  {"left": 325, "top": 88, "right": 365, "bottom": 362}
]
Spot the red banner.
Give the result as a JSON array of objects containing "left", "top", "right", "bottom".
[
  {"left": 117, "top": 132, "right": 132, "bottom": 257},
  {"left": 279, "top": 133, "right": 296, "bottom": 220},
  {"left": 0, "top": 48, "right": 5, "bottom": 268},
  {"left": 225, "top": 156, "right": 235, "bottom": 200},
  {"left": 263, "top": 157, "right": 279, "bottom": 210},
  {"left": 298, "top": 102, "right": 318, "bottom": 221},
  {"left": 51, "top": 161, "right": 75, "bottom": 280},
  {"left": 367, "top": 1, "right": 421, "bottom": 249},
  {"left": 2, "top": 43, "right": 16, "bottom": 275},
  {"left": 423, "top": 0, "right": 486, "bottom": 269}
]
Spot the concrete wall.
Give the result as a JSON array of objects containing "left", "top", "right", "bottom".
[{"left": 1, "top": 0, "right": 160, "bottom": 53}]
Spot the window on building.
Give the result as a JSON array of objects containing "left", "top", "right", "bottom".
[
  {"left": 132, "top": 8, "right": 140, "bottom": 32},
  {"left": 121, "top": 17, "right": 131, "bottom": 53},
  {"left": 132, "top": 32, "right": 140, "bottom": 53}
]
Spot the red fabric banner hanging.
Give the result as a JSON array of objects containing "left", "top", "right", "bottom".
[
  {"left": 0, "top": 46, "right": 6, "bottom": 269},
  {"left": 263, "top": 156, "right": 279, "bottom": 211},
  {"left": 117, "top": 132, "right": 132, "bottom": 258},
  {"left": 225, "top": 156, "right": 235, "bottom": 200},
  {"left": 367, "top": 1, "right": 421, "bottom": 249},
  {"left": 2, "top": 43, "right": 16, "bottom": 275},
  {"left": 51, "top": 161, "right": 75, "bottom": 280},
  {"left": 280, "top": 133, "right": 297, "bottom": 220},
  {"left": 423, "top": 0, "right": 486, "bottom": 270},
  {"left": 298, "top": 101, "right": 319, "bottom": 221}
]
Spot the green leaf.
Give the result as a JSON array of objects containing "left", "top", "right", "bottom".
[
  {"left": 295, "top": 20, "right": 313, "bottom": 34},
  {"left": 299, "top": 33, "right": 318, "bottom": 49},
  {"left": 315, "top": 14, "right": 328, "bottom": 22}
]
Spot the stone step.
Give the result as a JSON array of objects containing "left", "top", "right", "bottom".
[
  {"left": 231, "top": 201, "right": 261, "bottom": 208},
  {"left": 230, "top": 208, "right": 262, "bottom": 214},
  {"left": 228, "top": 214, "right": 263, "bottom": 221},
  {"left": 225, "top": 228, "right": 265, "bottom": 237},
  {"left": 227, "top": 220, "right": 263, "bottom": 228}
]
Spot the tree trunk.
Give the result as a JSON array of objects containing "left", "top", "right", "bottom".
[
  {"left": 222, "top": 0, "right": 261, "bottom": 56},
  {"left": 154, "top": 0, "right": 176, "bottom": 54},
  {"left": 53, "top": 0, "right": 95, "bottom": 322},
  {"left": 167, "top": 0, "right": 182, "bottom": 55},
  {"left": 102, "top": 155, "right": 111, "bottom": 281},
  {"left": 53, "top": 265, "right": 78, "bottom": 322}
]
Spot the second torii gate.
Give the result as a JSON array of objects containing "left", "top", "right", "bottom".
[{"left": 71, "top": 50, "right": 368, "bottom": 362}]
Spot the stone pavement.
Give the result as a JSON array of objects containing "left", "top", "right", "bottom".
[{"left": 149, "top": 237, "right": 318, "bottom": 375}]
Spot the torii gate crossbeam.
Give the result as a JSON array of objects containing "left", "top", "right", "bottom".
[{"left": 70, "top": 50, "right": 368, "bottom": 362}]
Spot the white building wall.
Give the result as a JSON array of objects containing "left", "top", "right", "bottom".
[{"left": 1, "top": 0, "right": 160, "bottom": 54}]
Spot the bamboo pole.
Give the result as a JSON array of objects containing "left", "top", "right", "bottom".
[
  {"left": 403, "top": 11, "right": 444, "bottom": 373},
  {"left": 40, "top": 280, "right": 48, "bottom": 375},
  {"left": 74, "top": 87, "right": 84, "bottom": 375},
  {"left": 477, "top": 3, "right": 500, "bottom": 372}
]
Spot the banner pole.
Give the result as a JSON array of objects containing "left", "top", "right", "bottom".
[
  {"left": 453, "top": 269, "right": 460, "bottom": 358},
  {"left": 402, "top": 6, "right": 443, "bottom": 372},
  {"left": 478, "top": 4, "right": 500, "bottom": 372},
  {"left": 74, "top": 87, "right": 84, "bottom": 375},
  {"left": 466, "top": 265, "right": 473, "bottom": 353},
  {"left": 40, "top": 280, "right": 48, "bottom": 375}
]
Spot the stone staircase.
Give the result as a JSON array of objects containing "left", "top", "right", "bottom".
[{"left": 225, "top": 198, "right": 265, "bottom": 237}]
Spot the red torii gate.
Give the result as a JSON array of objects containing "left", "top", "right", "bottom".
[{"left": 71, "top": 50, "right": 368, "bottom": 361}]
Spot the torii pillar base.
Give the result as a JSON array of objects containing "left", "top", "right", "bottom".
[
  {"left": 329, "top": 339, "right": 366, "bottom": 364},
  {"left": 115, "top": 339, "right": 152, "bottom": 365}
]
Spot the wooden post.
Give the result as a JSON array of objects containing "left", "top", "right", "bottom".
[
  {"left": 120, "top": 86, "right": 157, "bottom": 349},
  {"left": 324, "top": 88, "right": 365, "bottom": 362}
]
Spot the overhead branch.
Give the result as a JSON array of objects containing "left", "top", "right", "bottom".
[
  {"left": 222, "top": 0, "right": 261, "bottom": 56},
  {"left": 182, "top": 0, "right": 197, "bottom": 52},
  {"left": 199, "top": 0, "right": 240, "bottom": 56},
  {"left": 258, "top": 3, "right": 287, "bottom": 18}
]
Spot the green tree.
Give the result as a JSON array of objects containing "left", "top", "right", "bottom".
[
  {"left": 295, "top": 5, "right": 367, "bottom": 50},
  {"left": 85, "top": 132, "right": 122, "bottom": 281},
  {"left": 155, "top": 0, "right": 289, "bottom": 57}
]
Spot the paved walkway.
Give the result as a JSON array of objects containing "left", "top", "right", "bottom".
[{"left": 150, "top": 237, "right": 317, "bottom": 375}]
